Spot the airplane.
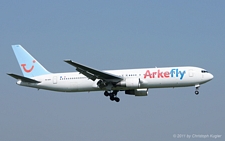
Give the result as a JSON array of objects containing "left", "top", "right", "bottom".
[{"left": 8, "top": 45, "right": 213, "bottom": 102}]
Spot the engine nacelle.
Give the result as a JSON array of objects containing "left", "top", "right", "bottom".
[
  {"left": 97, "top": 79, "right": 107, "bottom": 88},
  {"left": 125, "top": 88, "right": 148, "bottom": 96},
  {"left": 116, "top": 78, "right": 140, "bottom": 88}
]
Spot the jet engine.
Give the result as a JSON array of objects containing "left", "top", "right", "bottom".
[
  {"left": 125, "top": 88, "right": 148, "bottom": 96},
  {"left": 116, "top": 78, "right": 140, "bottom": 88},
  {"left": 97, "top": 79, "right": 107, "bottom": 88}
]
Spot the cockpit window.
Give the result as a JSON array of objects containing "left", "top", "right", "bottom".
[{"left": 201, "top": 70, "right": 208, "bottom": 73}]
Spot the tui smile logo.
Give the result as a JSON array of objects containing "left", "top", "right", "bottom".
[{"left": 21, "top": 60, "right": 36, "bottom": 73}]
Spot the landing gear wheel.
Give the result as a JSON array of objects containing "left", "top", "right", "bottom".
[
  {"left": 104, "top": 90, "right": 120, "bottom": 102},
  {"left": 104, "top": 91, "right": 109, "bottom": 97},
  {"left": 195, "top": 91, "right": 199, "bottom": 95},
  {"left": 114, "top": 97, "right": 120, "bottom": 102},
  {"left": 110, "top": 96, "right": 115, "bottom": 101}
]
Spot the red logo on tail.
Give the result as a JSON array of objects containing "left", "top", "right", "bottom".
[{"left": 21, "top": 60, "right": 36, "bottom": 73}]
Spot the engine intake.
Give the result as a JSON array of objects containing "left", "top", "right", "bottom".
[{"left": 97, "top": 79, "right": 107, "bottom": 88}]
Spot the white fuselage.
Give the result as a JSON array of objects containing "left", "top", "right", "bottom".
[{"left": 17, "top": 66, "right": 213, "bottom": 92}]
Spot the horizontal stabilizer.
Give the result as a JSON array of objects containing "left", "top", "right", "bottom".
[{"left": 7, "top": 73, "right": 41, "bottom": 83}]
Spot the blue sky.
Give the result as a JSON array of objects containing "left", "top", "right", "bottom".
[{"left": 1, "top": 1, "right": 224, "bottom": 141}]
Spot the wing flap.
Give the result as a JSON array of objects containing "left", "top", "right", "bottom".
[
  {"left": 7, "top": 73, "right": 41, "bottom": 83},
  {"left": 64, "top": 60, "right": 123, "bottom": 82}
]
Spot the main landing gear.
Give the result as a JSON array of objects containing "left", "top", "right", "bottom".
[
  {"left": 195, "top": 84, "right": 200, "bottom": 95},
  {"left": 104, "top": 90, "right": 120, "bottom": 102}
]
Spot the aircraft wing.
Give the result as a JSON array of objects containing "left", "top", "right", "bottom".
[
  {"left": 64, "top": 60, "right": 123, "bottom": 83},
  {"left": 7, "top": 73, "right": 41, "bottom": 83}
]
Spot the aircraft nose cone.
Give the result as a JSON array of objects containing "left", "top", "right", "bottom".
[{"left": 209, "top": 73, "right": 214, "bottom": 80}]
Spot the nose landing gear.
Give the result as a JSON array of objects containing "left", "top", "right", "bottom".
[
  {"left": 195, "top": 90, "right": 199, "bottom": 95},
  {"left": 195, "top": 84, "right": 200, "bottom": 95},
  {"left": 104, "top": 90, "right": 120, "bottom": 102}
]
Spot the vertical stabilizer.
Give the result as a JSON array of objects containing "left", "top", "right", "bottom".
[{"left": 12, "top": 45, "right": 51, "bottom": 78}]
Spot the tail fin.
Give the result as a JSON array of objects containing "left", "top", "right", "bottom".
[{"left": 12, "top": 45, "right": 51, "bottom": 78}]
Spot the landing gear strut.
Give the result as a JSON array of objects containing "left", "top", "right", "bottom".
[
  {"left": 195, "top": 84, "right": 200, "bottom": 95},
  {"left": 104, "top": 90, "right": 120, "bottom": 102}
]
